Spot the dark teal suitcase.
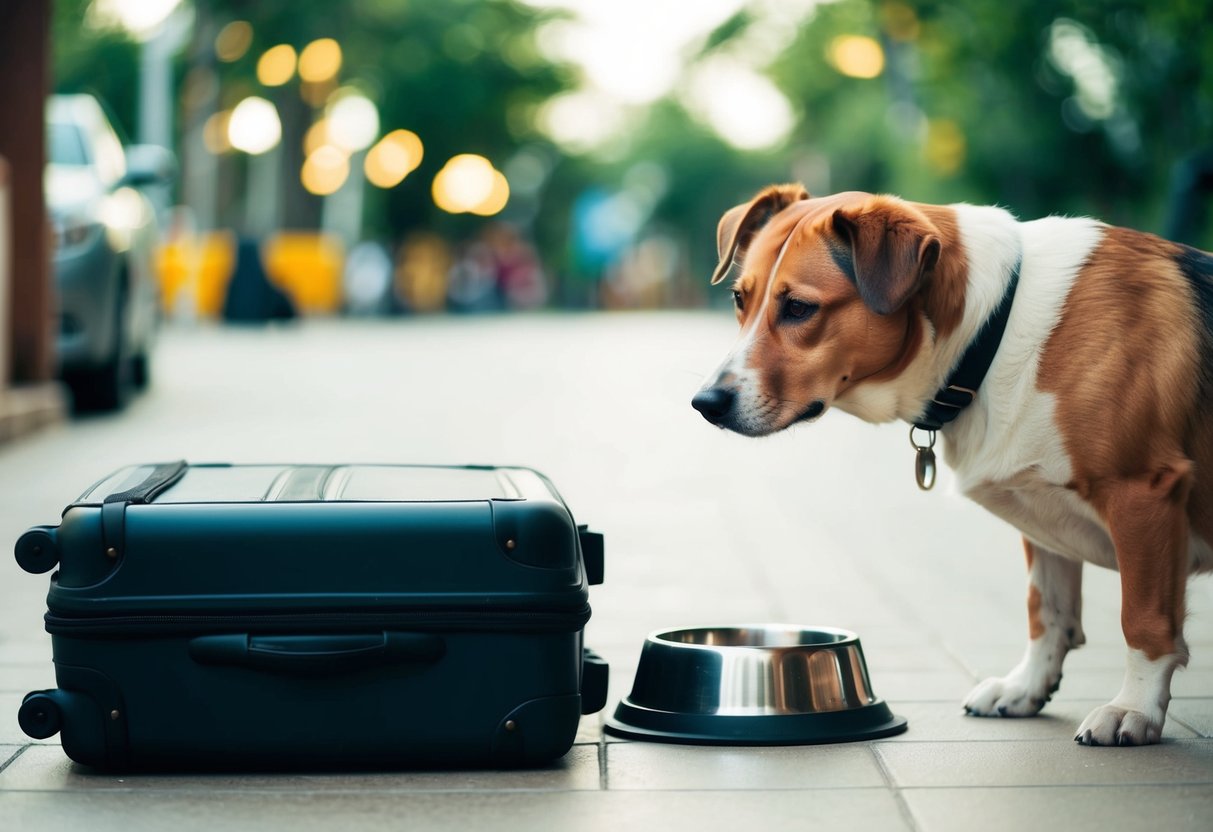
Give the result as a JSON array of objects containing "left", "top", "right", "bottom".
[{"left": 14, "top": 462, "right": 607, "bottom": 770}]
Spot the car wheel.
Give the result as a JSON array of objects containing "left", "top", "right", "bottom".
[
  {"left": 67, "top": 350, "right": 134, "bottom": 413},
  {"left": 131, "top": 350, "right": 150, "bottom": 389}
]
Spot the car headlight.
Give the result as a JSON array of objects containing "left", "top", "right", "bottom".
[
  {"left": 52, "top": 213, "right": 102, "bottom": 253},
  {"left": 98, "top": 187, "right": 149, "bottom": 253}
]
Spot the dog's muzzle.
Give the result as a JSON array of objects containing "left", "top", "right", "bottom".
[{"left": 691, "top": 385, "right": 736, "bottom": 428}]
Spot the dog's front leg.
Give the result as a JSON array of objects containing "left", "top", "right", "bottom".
[
  {"left": 1075, "top": 464, "right": 1191, "bottom": 746},
  {"left": 964, "top": 539, "right": 1084, "bottom": 717}
]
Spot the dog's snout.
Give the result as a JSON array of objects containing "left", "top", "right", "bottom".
[{"left": 691, "top": 386, "right": 737, "bottom": 426}]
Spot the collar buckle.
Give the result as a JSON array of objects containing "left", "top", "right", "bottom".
[{"left": 931, "top": 384, "right": 977, "bottom": 411}]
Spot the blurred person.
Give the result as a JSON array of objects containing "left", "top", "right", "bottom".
[
  {"left": 222, "top": 237, "right": 295, "bottom": 324},
  {"left": 446, "top": 238, "right": 500, "bottom": 313},
  {"left": 393, "top": 232, "right": 452, "bottom": 313},
  {"left": 343, "top": 240, "right": 393, "bottom": 316},
  {"left": 600, "top": 235, "right": 679, "bottom": 309},
  {"left": 481, "top": 223, "right": 547, "bottom": 310}
]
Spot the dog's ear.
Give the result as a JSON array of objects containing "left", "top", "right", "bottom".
[
  {"left": 711, "top": 183, "right": 810, "bottom": 285},
  {"left": 830, "top": 199, "right": 941, "bottom": 314}
]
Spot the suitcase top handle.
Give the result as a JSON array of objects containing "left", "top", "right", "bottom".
[{"left": 103, "top": 460, "right": 188, "bottom": 506}]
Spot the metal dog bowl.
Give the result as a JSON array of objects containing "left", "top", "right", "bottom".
[{"left": 605, "top": 625, "right": 907, "bottom": 745}]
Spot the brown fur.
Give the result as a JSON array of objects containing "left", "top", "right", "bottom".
[
  {"left": 716, "top": 191, "right": 970, "bottom": 429},
  {"left": 917, "top": 205, "right": 969, "bottom": 339},
  {"left": 1024, "top": 539, "right": 1045, "bottom": 640},
  {"left": 713, "top": 184, "right": 809, "bottom": 285},
  {"left": 1038, "top": 227, "right": 1212, "bottom": 659},
  {"left": 1027, "top": 584, "right": 1046, "bottom": 641}
]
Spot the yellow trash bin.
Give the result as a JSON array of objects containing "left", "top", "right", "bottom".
[{"left": 263, "top": 232, "right": 345, "bottom": 314}]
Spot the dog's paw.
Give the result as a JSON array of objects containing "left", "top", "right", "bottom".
[
  {"left": 963, "top": 674, "right": 1053, "bottom": 717},
  {"left": 1074, "top": 704, "right": 1163, "bottom": 746}
]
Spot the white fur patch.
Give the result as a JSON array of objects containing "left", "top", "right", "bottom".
[
  {"left": 965, "top": 547, "right": 1084, "bottom": 717},
  {"left": 1075, "top": 648, "right": 1187, "bottom": 745},
  {"left": 699, "top": 217, "right": 804, "bottom": 434},
  {"left": 945, "top": 214, "right": 1112, "bottom": 566}
]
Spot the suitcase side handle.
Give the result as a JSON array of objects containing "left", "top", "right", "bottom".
[{"left": 189, "top": 632, "right": 445, "bottom": 675}]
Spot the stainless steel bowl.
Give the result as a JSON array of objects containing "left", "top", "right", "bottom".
[{"left": 605, "top": 624, "right": 907, "bottom": 745}]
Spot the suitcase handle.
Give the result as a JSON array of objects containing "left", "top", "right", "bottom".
[
  {"left": 189, "top": 632, "right": 445, "bottom": 675},
  {"left": 103, "top": 460, "right": 188, "bottom": 505}
]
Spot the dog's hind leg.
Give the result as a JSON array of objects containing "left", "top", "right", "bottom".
[
  {"left": 964, "top": 539, "right": 1085, "bottom": 717},
  {"left": 1075, "top": 463, "right": 1191, "bottom": 746}
]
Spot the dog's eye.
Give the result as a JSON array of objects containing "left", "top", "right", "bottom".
[
  {"left": 783, "top": 299, "right": 819, "bottom": 321},
  {"left": 732, "top": 290, "right": 744, "bottom": 311}
]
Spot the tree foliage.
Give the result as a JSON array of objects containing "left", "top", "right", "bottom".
[{"left": 50, "top": 0, "right": 1213, "bottom": 300}]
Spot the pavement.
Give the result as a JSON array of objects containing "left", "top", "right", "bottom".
[{"left": 0, "top": 312, "right": 1210, "bottom": 831}]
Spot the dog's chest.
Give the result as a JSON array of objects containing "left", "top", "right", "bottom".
[
  {"left": 945, "top": 396, "right": 1119, "bottom": 569},
  {"left": 963, "top": 468, "right": 1117, "bottom": 569}
]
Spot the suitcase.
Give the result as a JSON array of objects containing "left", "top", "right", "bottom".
[{"left": 14, "top": 461, "right": 608, "bottom": 770}]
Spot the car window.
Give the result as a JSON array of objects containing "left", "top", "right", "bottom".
[{"left": 48, "top": 122, "right": 89, "bottom": 166}]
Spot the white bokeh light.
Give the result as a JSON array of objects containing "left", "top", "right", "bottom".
[
  {"left": 90, "top": 0, "right": 182, "bottom": 38},
  {"left": 683, "top": 56, "right": 795, "bottom": 150},
  {"left": 227, "top": 97, "right": 283, "bottom": 155},
  {"left": 327, "top": 91, "right": 381, "bottom": 152},
  {"left": 531, "top": 0, "right": 745, "bottom": 104},
  {"left": 538, "top": 90, "right": 628, "bottom": 154},
  {"left": 523, "top": 0, "right": 817, "bottom": 152}
]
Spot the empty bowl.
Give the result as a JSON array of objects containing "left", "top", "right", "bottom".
[{"left": 604, "top": 624, "right": 907, "bottom": 745}]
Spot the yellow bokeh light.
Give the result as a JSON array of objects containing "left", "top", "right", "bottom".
[
  {"left": 470, "top": 171, "right": 510, "bottom": 217},
  {"left": 299, "top": 38, "right": 342, "bottom": 84},
  {"left": 303, "top": 119, "right": 330, "bottom": 157},
  {"left": 432, "top": 154, "right": 494, "bottom": 214},
  {"left": 828, "top": 35, "right": 885, "bottom": 79},
  {"left": 301, "top": 145, "right": 349, "bottom": 196},
  {"left": 924, "top": 119, "right": 966, "bottom": 175},
  {"left": 364, "top": 129, "right": 424, "bottom": 188},
  {"left": 202, "top": 110, "right": 231, "bottom": 154},
  {"left": 365, "top": 143, "right": 409, "bottom": 188},
  {"left": 257, "top": 44, "right": 297, "bottom": 87},
  {"left": 215, "top": 20, "right": 252, "bottom": 62},
  {"left": 384, "top": 129, "right": 424, "bottom": 171},
  {"left": 881, "top": 2, "right": 920, "bottom": 42},
  {"left": 432, "top": 154, "right": 509, "bottom": 216}
]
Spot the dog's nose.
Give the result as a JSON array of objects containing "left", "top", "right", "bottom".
[{"left": 691, "top": 386, "right": 736, "bottom": 426}]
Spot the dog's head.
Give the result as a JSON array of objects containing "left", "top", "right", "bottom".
[{"left": 692, "top": 184, "right": 943, "bottom": 435}]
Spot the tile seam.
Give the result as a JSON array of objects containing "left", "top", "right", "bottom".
[
  {"left": 870, "top": 743, "right": 922, "bottom": 832},
  {"left": 1166, "top": 714, "right": 1210, "bottom": 738},
  {"left": 0, "top": 744, "right": 31, "bottom": 777}
]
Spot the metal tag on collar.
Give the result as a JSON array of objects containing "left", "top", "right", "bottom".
[{"left": 909, "top": 426, "right": 937, "bottom": 491}]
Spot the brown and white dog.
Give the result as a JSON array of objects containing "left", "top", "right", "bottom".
[{"left": 692, "top": 184, "right": 1213, "bottom": 746}]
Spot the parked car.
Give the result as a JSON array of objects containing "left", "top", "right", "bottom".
[{"left": 46, "top": 94, "right": 173, "bottom": 410}]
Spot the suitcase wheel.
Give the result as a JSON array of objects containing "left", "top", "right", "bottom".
[
  {"left": 18, "top": 691, "right": 63, "bottom": 739},
  {"left": 15, "top": 527, "right": 60, "bottom": 575}
]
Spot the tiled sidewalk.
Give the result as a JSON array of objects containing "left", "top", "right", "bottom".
[{"left": 1, "top": 314, "right": 1210, "bottom": 831}]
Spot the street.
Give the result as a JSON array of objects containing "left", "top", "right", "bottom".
[{"left": 1, "top": 312, "right": 1211, "bottom": 830}]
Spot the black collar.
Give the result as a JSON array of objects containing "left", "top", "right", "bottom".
[{"left": 913, "top": 254, "right": 1022, "bottom": 432}]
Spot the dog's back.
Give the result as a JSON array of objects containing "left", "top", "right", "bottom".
[{"left": 1031, "top": 225, "right": 1213, "bottom": 569}]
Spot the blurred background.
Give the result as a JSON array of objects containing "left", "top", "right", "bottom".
[{"left": 2, "top": 0, "right": 1213, "bottom": 419}]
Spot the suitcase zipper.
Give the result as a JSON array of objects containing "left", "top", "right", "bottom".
[{"left": 44, "top": 605, "right": 592, "bottom": 637}]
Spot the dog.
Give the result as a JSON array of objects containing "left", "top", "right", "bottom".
[{"left": 692, "top": 184, "right": 1213, "bottom": 746}]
